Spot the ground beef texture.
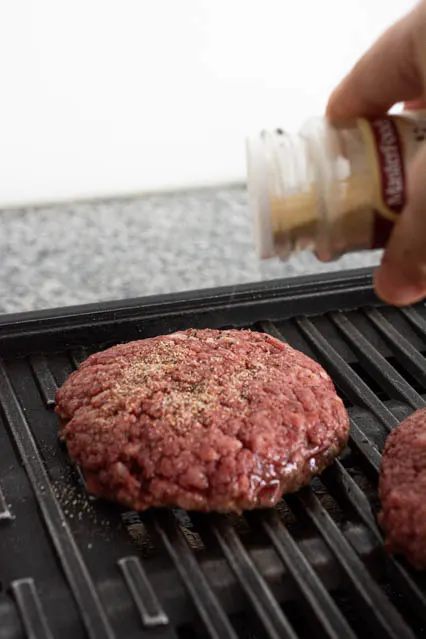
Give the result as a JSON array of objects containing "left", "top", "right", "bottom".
[
  {"left": 379, "top": 408, "right": 426, "bottom": 569},
  {"left": 56, "top": 329, "right": 349, "bottom": 512}
]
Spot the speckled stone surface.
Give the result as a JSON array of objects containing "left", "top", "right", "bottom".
[{"left": 0, "top": 186, "right": 381, "bottom": 314}]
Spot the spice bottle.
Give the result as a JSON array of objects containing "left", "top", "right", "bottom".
[{"left": 246, "top": 111, "right": 426, "bottom": 261}]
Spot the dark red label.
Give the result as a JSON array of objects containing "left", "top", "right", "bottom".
[
  {"left": 370, "top": 117, "right": 406, "bottom": 214},
  {"left": 370, "top": 117, "right": 406, "bottom": 248}
]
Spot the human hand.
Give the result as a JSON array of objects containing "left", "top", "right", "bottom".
[{"left": 327, "top": 1, "right": 426, "bottom": 306}]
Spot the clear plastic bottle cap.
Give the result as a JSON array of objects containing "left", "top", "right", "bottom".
[
  {"left": 247, "top": 128, "right": 318, "bottom": 260},
  {"left": 246, "top": 133, "right": 274, "bottom": 259}
]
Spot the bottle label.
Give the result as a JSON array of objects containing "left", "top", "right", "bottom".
[
  {"left": 371, "top": 118, "right": 406, "bottom": 217},
  {"left": 359, "top": 113, "right": 426, "bottom": 247},
  {"left": 359, "top": 117, "right": 405, "bottom": 221}
]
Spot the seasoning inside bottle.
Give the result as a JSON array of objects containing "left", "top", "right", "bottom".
[{"left": 246, "top": 112, "right": 426, "bottom": 262}]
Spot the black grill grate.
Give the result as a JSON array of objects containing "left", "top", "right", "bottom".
[{"left": 1, "top": 268, "right": 426, "bottom": 638}]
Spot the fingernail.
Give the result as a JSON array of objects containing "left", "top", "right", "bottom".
[{"left": 374, "top": 265, "right": 426, "bottom": 306}]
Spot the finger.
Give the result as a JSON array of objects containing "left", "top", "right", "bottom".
[
  {"left": 374, "top": 144, "right": 426, "bottom": 306},
  {"left": 327, "top": 6, "right": 422, "bottom": 120},
  {"left": 404, "top": 97, "right": 426, "bottom": 110}
]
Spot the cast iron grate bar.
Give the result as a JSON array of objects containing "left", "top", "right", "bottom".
[
  {"left": 29, "top": 355, "right": 57, "bottom": 408},
  {"left": 295, "top": 317, "right": 399, "bottom": 431},
  {"left": 0, "top": 363, "right": 115, "bottom": 639},
  {"left": 251, "top": 509, "right": 357, "bottom": 639},
  {"left": 69, "top": 347, "right": 90, "bottom": 370},
  {"left": 330, "top": 312, "right": 425, "bottom": 410},
  {"left": 118, "top": 556, "right": 169, "bottom": 628},
  {"left": 347, "top": 417, "right": 381, "bottom": 473},
  {"left": 323, "top": 461, "right": 426, "bottom": 622},
  {"left": 259, "top": 320, "right": 285, "bottom": 341},
  {"left": 292, "top": 488, "right": 416, "bottom": 639},
  {"left": 152, "top": 510, "right": 238, "bottom": 639},
  {"left": 210, "top": 515, "right": 298, "bottom": 639},
  {"left": 73, "top": 465, "right": 97, "bottom": 502},
  {"left": 11, "top": 578, "right": 54, "bottom": 639},
  {"left": 366, "top": 308, "right": 426, "bottom": 388},
  {"left": 0, "top": 482, "right": 12, "bottom": 521},
  {"left": 324, "top": 460, "right": 376, "bottom": 529},
  {"left": 401, "top": 306, "right": 426, "bottom": 339}
]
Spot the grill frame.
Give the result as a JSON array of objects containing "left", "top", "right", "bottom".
[{"left": 1, "top": 266, "right": 426, "bottom": 638}]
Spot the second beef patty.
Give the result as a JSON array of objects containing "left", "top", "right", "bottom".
[{"left": 379, "top": 407, "right": 426, "bottom": 569}]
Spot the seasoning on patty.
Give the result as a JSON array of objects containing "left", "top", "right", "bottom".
[{"left": 56, "top": 329, "right": 349, "bottom": 513}]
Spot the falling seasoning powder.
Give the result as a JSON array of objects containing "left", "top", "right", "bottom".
[{"left": 246, "top": 111, "right": 426, "bottom": 261}]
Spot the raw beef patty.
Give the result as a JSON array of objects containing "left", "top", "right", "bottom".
[
  {"left": 56, "top": 329, "right": 349, "bottom": 512},
  {"left": 379, "top": 408, "right": 426, "bottom": 569}
]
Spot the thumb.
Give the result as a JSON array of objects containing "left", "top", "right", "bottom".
[{"left": 374, "top": 144, "right": 426, "bottom": 305}]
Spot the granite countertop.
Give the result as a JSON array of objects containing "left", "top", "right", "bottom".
[{"left": 0, "top": 186, "right": 381, "bottom": 315}]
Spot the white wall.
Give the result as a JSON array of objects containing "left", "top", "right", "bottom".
[{"left": 0, "top": 0, "right": 415, "bottom": 206}]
